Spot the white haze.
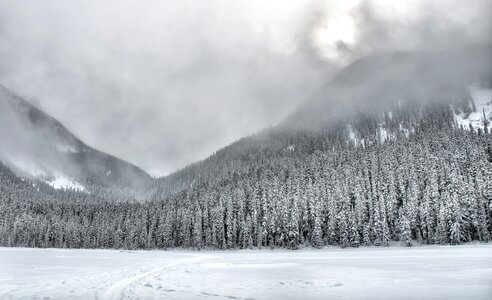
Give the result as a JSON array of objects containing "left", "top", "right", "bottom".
[{"left": 0, "top": 0, "right": 490, "bottom": 176}]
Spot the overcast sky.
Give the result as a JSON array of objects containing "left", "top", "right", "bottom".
[{"left": 0, "top": 0, "right": 490, "bottom": 176}]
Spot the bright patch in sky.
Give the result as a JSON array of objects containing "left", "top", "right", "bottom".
[
  {"left": 314, "top": 14, "right": 356, "bottom": 60},
  {"left": 310, "top": 0, "right": 422, "bottom": 61}
]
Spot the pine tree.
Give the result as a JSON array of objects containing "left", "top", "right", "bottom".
[
  {"left": 312, "top": 202, "right": 323, "bottom": 248},
  {"left": 400, "top": 215, "right": 412, "bottom": 247}
]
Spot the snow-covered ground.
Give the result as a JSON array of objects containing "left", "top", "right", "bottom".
[{"left": 0, "top": 245, "right": 491, "bottom": 300}]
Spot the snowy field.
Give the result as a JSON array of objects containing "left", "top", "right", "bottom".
[{"left": 0, "top": 245, "right": 491, "bottom": 300}]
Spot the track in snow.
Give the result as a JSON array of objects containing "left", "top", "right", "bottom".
[{"left": 1, "top": 245, "right": 491, "bottom": 300}]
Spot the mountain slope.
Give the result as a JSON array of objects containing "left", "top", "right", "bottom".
[
  {"left": 0, "top": 85, "right": 153, "bottom": 196},
  {"left": 155, "top": 47, "right": 492, "bottom": 199},
  {"left": 1, "top": 48, "right": 491, "bottom": 250},
  {"left": 286, "top": 46, "right": 492, "bottom": 129}
]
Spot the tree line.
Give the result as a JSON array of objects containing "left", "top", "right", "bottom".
[{"left": 1, "top": 102, "right": 491, "bottom": 249}]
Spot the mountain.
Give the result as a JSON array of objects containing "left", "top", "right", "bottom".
[
  {"left": 0, "top": 85, "right": 153, "bottom": 197},
  {"left": 1, "top": 47, "right": 491, "bottom": 250},
  {"left": 154, "top": 47, "right": 492, "bottom": 199},
  {"left": 141, "top": 47, "right": 492, "bottom": 249},
  {"left": 288, "top": 46, "right": 492, "bottom": 128}
]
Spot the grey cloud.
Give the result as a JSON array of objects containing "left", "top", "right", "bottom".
[
  {"left": 349, "top": 0, "right": 492, "bottom": 55},
  {"left": 0, "top": 0, "right": 490, "bottom": 176},
  {"left": 0, "top": 0, "right": 335, "bottom": 176}
]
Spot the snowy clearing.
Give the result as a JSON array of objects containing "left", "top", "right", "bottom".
[
  {"left": 0, "top": 245, "right": 491, "bottom": 300},
  {"left": 44, "top": 173, "right": 86, "bottom": 192},
  {"left": 455, "top": 86, "right": 492, "bottom": 130}
]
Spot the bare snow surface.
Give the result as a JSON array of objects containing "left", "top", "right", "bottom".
[{"left": 1, "top": 245, "right": 491, "bottom": 300}]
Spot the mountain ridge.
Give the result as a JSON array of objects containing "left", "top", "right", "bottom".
[
  {"left": 0, "top": 84, "right": 153, "bottom": 197},
  {"left": 1, "top": 48, "right": 491, "bottom": 250}
]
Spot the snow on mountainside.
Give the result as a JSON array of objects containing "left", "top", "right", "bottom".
[
  {"left": 344, "top": 85, "right": 492, "bottom": 148},
  {"left": 0, "top": 84, "right": 153, "bottom": 195},
  {"left": 454, "top": 86, "right": 492, "bottom": 130},
  {"left": 45, "top": 173, "right": 86, "bottom": 192},
  {"left": 4, "top": 157, "right": 85, "bottom": 192}
]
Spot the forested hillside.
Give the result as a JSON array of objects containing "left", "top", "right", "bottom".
[
  {"left": 2, "top": 99, "right": 491, "bottom": 249},
  {"left": 1, "top": 48, "right": 491, "bottom": 250}
]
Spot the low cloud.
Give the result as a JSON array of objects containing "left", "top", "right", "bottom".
[{"left": 0, "top": 0, "right": 489, "bottom": 176}]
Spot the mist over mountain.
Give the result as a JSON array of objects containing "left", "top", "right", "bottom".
[
  {"left": 0, "top": 85, "right": 153, "bottom": 197},
  {"left": 1, "top": 0, "right": 491, "bottom": 176},
  {"left": 1, "top": 46, "right": 491, "bottom": 252},
  {"left": 286, "top": 44, "right": 492, "bottom": 128},
  {"left": 151, "top": 44, "right": 492, "bottom": 199}
]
